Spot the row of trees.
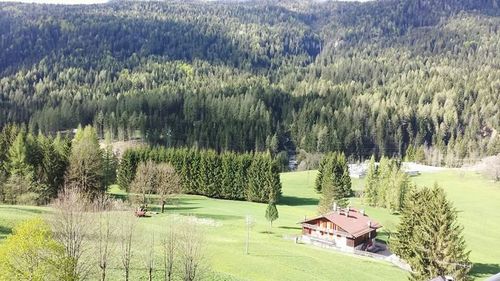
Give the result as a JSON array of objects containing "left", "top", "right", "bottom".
[
  {"left": 0, "top": 189, "right": 206, "bottom": 281},
  {"left": 0, "top": 124, "right": 117, "bottom": 205},
  {"left": 118, "top": 147, "right": 282, "bottom": 203},
  {"left": 315, "top": 152, "right": 352, "bottom": 213},
  {"left": 392, "top": 185, "right": 471, "bottom": 281},
  {"left": 363, "top": 156, "right": 413, "bottom": 213},
  {"left": 1, "top": 123, "right": 282, "bottom": 206}
]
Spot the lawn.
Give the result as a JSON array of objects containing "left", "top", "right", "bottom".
[{"left": 0, "top": 169, "right": 498, "bottom": 280}]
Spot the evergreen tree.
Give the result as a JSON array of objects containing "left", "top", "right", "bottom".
[
  {"left": 316, "top": 152, "right": 351, "bottom": 212},
  {"left": 117, "top": 150, "right": 137, "bottom": 192},
  {"left": 315, "top": 155, "right": 327, "bottom": 192},
  {"left": 221, "top": 152, "right": 235, "bottom": 199},
  {"left": 65, "top": 125, "right": 104, "bottom": 197},
  {"left": 102, "top": 132, "right": 117, "bottom": 190},
  {"left": 6, "top": 132, "right": 33, "bottom": 179},
  {"left": 391, "top": 186, "right": 425, "bottom": 261},
  {"left": 247, "top": 154, "right": 265, "bottom": 201},
  {"left": 392, "top": 185, "right": 470, "bottom": 281},
  {"left": 335, "top": 152, "right": 352, "bottom": 198},
  {"left": 35, "top": 133, "right": 66, "bottom": 203},
  {"left": 265, "top": 201, "right": 279, "bottom": 229},
  {"left": 364, "top": 155, "right": 378, "bottom": 206},
  {"left": 4, "top": 133, "right": 35, "bottom": 204}
]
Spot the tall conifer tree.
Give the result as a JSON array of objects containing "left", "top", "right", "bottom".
[{"left": 393, "top": 185, "right": 470, "bottom": 281}]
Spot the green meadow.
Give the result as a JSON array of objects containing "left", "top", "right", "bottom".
[{"left": 0, "top": 169, "right": 499, "bottom": 280}]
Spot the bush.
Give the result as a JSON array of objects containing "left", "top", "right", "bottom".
[
  {"left": 0, "top": 218, "right": 76, "bottom": 281},
  {"left": 16, "top": 192, "right": 39, "bottom": 205}
]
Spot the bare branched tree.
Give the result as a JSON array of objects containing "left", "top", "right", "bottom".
[
  {"left": 178, "top": 217, "right": 204, "bottom": 281},
  {"left": 156, "top": 163, "right": 182, "bottom": 213},
  {"left": 119, "top": 211, "right": 137, "bottom": 281},
  {"left": 50, "top": 187, "right": 94, "bottom": 280},
  {"left": 130, "top": 160, "right": 157, "bottom": 205},
  {"left": 484, "top": 154, "right": 500, "bottom": 182},
  {"left": 93, "top": 195, "right": 116, "bottom": 281},
  {"left": 162, "top": 218, "right": 177, "bottom": 281},
  {"left": 144, "top": 233, "right": 156, "bottom": 281}
]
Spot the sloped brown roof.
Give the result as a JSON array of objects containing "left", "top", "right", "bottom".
[{"left": 301, "top": 208, "right": 382, "bottom": 238}]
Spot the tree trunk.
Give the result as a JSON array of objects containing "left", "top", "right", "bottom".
[
  {"left": 125, "top": 269, "right": 129, "bottom": 281},
  {"left": 101, "top": 266, "right": 106, "bottom": 281},
  {"left": 161, "top": 200, "right": 165, "bottom": 213}
]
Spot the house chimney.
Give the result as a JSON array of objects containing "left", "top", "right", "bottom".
[
  {"left": 367, "top": 221, "right": 372, "bottom": 228},
  {"left": 361, "top": 209, "right": 365, "bottom": 216},
  {"left": 332, "top": 202, "right": 337, "bottom": 212},
  {"left": 345, "top": 209, "right": 349, "bottom": 217}
]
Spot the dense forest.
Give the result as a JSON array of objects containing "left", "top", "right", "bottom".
[{"left": 0, "top": 0, "right": 499, "bottom": 164}]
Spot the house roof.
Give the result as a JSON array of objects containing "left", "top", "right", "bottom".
[{"left": 301, "top": 208, "right": 382, "bottom": 238}]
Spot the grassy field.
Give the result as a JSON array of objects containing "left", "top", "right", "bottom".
[{"left": 0, "top": 169, "right": 499, "bottom": 280}]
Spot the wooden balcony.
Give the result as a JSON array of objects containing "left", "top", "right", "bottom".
[{"left": 301, "top": 223, "right": 352, "bottom": 238}]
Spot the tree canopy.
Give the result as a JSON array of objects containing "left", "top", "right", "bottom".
[{"left": 0, "top": 0, "right": 497, "bottom": 161}]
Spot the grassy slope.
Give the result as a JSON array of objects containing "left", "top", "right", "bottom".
[{"left": 0, "top": 169, "right": 499, "bottom": 280}]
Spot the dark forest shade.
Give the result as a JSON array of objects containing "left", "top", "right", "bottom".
[{"left": 0, "top": 0, "right": 498, "bottom": 162}]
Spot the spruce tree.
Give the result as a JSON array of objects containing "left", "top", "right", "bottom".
[
  {"left": 320, "top": 154, "right": 335, "bottom": 193},
  {"left": 314, "top": 154, "right": 328, "bottom": 192},
  {"left": 247, "top": 154, "right": 265, "bottom": 201},
  {"left": 393, "top": 185, "right": 470, "bottom": 281},
  {"left": 117, "top": 150, "right": 136, "bottom": 192},
  {"left": 221, "top": 152, "right": 234, "bottom": 199},
  {"left": 6, "top": 133, "right": 33, "bottom": 179},
  {"left": 335, "top": 152, "right": 352, "bottom": 198},
  {"left": 318, "top": 180, "right": 349, "bottom": 213},
  {"left": 316, "top": 152, "right": 351, "bottom": 212},
  {"left": 265, "top": 201, "right": 279, "bottom": 229},
  {"left": 392, "top": 187, "right": 427, "bottom": 262},
  {"left": 102, "top": 132, "right": 117, "bottom": 190},
  {"left": 4, "top": 132, "right": 35, "bottom": 204},
  {"left": 364, "top": 155, "right": 378, "bottom": 206}
]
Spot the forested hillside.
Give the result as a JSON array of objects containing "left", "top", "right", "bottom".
[{"left": 0, "top": 0, "right": 499, "bottom": 164}]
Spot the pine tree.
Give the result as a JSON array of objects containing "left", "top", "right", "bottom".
[
  {"left": 221, "top": 152, "right": 234, "bottom": 199},
  {"left": 117, "top": 150, "right": 137, "bottom": 192},
  {"left": 335, "top": 152, "right": 352, "bottom": 198},
  {"left": 4, "top": 132, "right": 35, "bottom": 204},
  {"left": 318, "top": 180, "right": 349, "bottom": 214},
  {"left": 364, "top": 155, "right": 378, "bottom": 206},
  {"left": 391, "top": 186, "right": 425, "bottom": 262},
  {"left": 6, "top": 132, "right": 33, "bottom": 179},
  {"left": 315, "top": 156, "right": 326, "bottom": 192},
  {"left": 247, "top": 154, "right": 265, "bottom": 201},
  {"left": 265, "top": 201, "right": 279, "bottom": 229},
  {"left": 102, "top": 132, "right": 117, "bottom": 190},
  {"left": 316, "top": 152, "right": 351, "bottom": 212},
  {"left": 392, "top": 185, "right": 470, "bottom": 281}
]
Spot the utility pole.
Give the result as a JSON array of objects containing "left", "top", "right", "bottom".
[{"left": 245, "top": 215, "right": 254, "bottom": 255}]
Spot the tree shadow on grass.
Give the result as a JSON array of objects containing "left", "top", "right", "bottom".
[
  {"left": 2, "top": 206, "right": 45, "bottom": 214},
  {"left": 279, "top": 195, "right": 318, "bottom": 207},
  {"left": 0, "top": 225, "right": 12, "bottom": 240},
  {"left": 470, "top": 263, "right": 500, "bottom": 279},
  {"left": 279, "top": 226, "right": 301, "bottom": 230},
  {"left": 108, "top": 193, "right": 128, "bottom": 201},
  {"left": 148, "top": 206, "right": 200, "bottom": 213}
]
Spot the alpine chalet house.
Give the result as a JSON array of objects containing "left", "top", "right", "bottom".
[{"left": 300, "top": 204, "right": 381, "bottom": 251}]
